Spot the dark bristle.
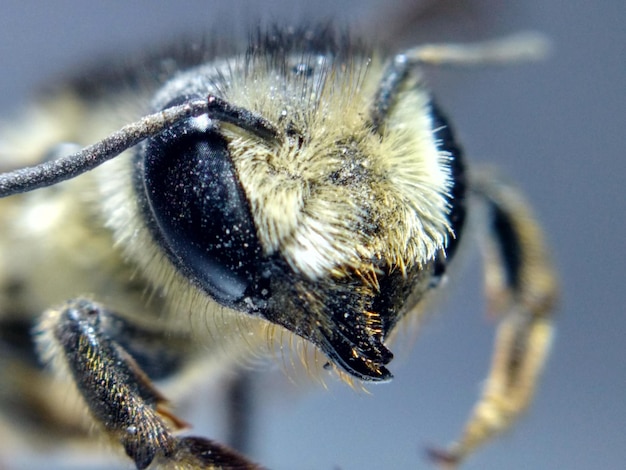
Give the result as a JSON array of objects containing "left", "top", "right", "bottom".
[
  {"left": 48, "top": 24, "right": 374, "bottom": 103},
  {"left": 246, "top": 23, "right": 369, "bottom": 63}
]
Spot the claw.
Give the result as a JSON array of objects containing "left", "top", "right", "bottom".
[{"left": 425, "top": 446, "right": 461, "bottom": 470}]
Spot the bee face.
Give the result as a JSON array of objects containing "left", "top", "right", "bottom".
[
  {"left": 0, "top": 19, "right": 556, "bottom": 470},
  {"left": 97, "top": 28, "right": 463, "bottom": 381}
]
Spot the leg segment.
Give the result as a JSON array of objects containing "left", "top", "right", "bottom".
[
  {"left": 224, "top": 372, "right": 255, "bottom": 455},
  {"left": 429, "top": 169, "right": 558, "bottom": 468},
  {"left": 35, "top": 298, "right": 262, "bottom": 470}
]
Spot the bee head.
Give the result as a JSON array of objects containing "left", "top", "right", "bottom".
[{"left": 133, "top": 28, "right": 459, "bottom": 381}]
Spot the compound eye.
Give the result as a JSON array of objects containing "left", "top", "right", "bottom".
[{"left": 141, "top": 114, "right": 264, "bottom": 308}]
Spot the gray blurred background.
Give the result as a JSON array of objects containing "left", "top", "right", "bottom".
[{"left": 0, "top": 1, "right": 624, "bottom": 469}]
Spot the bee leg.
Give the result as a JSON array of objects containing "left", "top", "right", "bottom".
[
  {"left": 35, "top": 298, "right": 263, "bottom": 470},
  {"left": 429, "top": 170, "right": 558, "bottom": 468},
  {"left": 225, "top": 371, "right": 255, "bottom": 454}
]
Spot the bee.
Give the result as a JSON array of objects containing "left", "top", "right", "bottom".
[{"left": 0, "top": 24, "right": 557, "bottom": 469}]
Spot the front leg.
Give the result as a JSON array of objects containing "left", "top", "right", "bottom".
[
  {"left": 429, "top": 169, "right": 558, "bottom": 468},
  {"left": 35, "top": 298, "right": 262, "bottom": 470}
]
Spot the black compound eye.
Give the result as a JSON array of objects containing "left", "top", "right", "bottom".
[{"left": 140, "top": 113, "right": 266, "bottom": 308}]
